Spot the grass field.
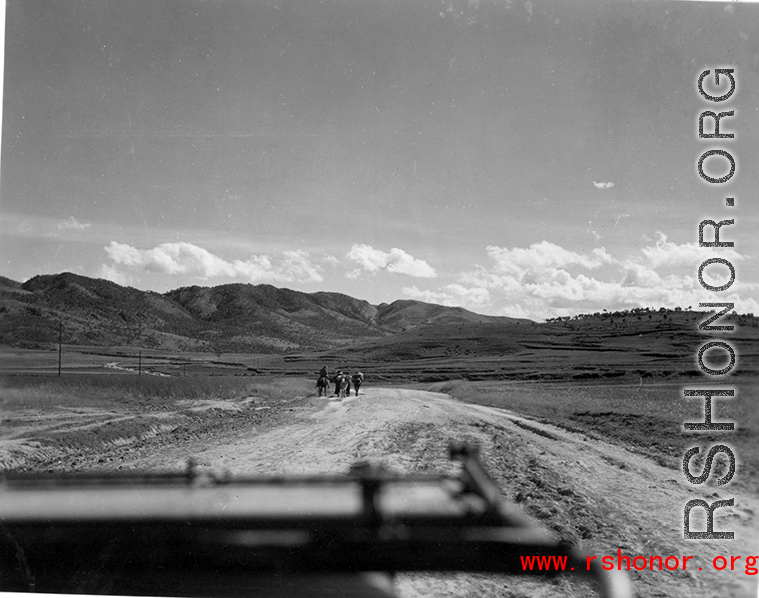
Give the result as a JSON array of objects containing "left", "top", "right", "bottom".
[
  {"left": 3, "top": 337, "right": 757, "bottom": 598},
  {"left": 1, "top": 373, "right": 311, "bottom": 409},
  {"left": 3, "top": 342, "right": 756, "bottom": 494},
  {"left": 0, "top": 345, "right": 281, "bottom": 377},
  {"left": 0, "top": 373, "right": 313, "bottom": 472},
  {"left": 424, "top": 378, "right": 759, "bottom": 493}
]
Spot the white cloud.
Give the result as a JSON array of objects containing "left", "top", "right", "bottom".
[
  {"left": 98, "top": 264, "right": 131, "bottom": 286},
  {"left": 407, "top": 237, "right": 756, "bottom": 320},
  {"left": 592, "top": 181, "right": 615, "bottom": 189},
  {"left": 485, "top": 241, "right": 614, "bottom": 277},
  {"left": 634, "top": 231, "right": 742, "bottom": 269},
  {"left": 57, "top": 216, "right": 91, "bottom": 230},
  {"left": 106, "top": 241, "right": 236, "bottom": 277},
  {"left": 278, "top": 250, "right": 324, "bottom": 284},
  {"left": 347, "top": 244, "right": 437, "bottom": 278},
  {"left": 17, "top": 221, "right": 33, "bottom": 234},
  {"left": 103, "top": 241, "right": 324, "bottom": 283},
  {"left": 403, "top": 283, "right": 490, "bottom": 307}
]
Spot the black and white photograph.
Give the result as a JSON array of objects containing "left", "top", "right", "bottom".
[{"left": 1, "top": 1, "right": 758, "bottom": 597}]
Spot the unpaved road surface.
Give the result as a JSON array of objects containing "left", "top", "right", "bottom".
[{"left": 104, "top": 387, "right": 759, "bottom": 598}]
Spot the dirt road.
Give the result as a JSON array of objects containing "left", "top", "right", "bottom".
[{"left": 110, "top": 387, "right": 758, "bottom": 598}]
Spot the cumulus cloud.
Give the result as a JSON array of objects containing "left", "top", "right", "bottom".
[
  {"left": 103, "top": 241, "right": 323, "bottom": 283},
  {"left": 106, "top": 242, "right": 236, "bottom": 277},
  {"left": 592, "top": 181, "right": 615, "bottom": 189},
  {"left": 634, "top": 232, "right": 742, "bottom": 269},
  {"left": 403, "top": 283, "right": 490, "bottom": 307},
  {"left": 407, "top": 236, "right": 757, "bottom": 320},
  {"left": 98, "top": 264, "right": 131, "bottom": 286},
  {"left": 485, "top": 241, "right": 614, "bottom": 276},
  {"left": 275, "top": 250, "right": 324, "bottom": 283},
  {"left": 347, "top": 244, "right": 437, "bottom": 278},
  {"left": 57, "top": 216, "right": 91, "bottom": 230}
]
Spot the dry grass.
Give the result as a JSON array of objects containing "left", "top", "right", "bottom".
[
  {"left": 425, "top": 378, "right": 759, "bottom": 493},
  {"left": 0, "top": 374, "right": 312, "bottom": 410},
  {"left": 0, "top": 374, "right": 314, "bottom": 472}
]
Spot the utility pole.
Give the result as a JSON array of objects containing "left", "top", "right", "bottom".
[
  {"left": 138, "top": 351, "right": 142, "bottom": 376},
  {"left": 58, "top": 321, "right": 62, "bottom": 377}
]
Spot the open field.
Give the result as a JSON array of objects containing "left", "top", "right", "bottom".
[
  {"left": 4, "top": 302, "right": 759, "bottom": 382},
  {"left": 0, "top": 373, "right": 312, "bottom": 471},
  {"left": 0, "top": 345, "right": 276, "bottom": 377},
  {"left": 2, "top": 343, "right": 758, "bottom": 597},
  {"left": 420, "top": 378, "right": 759, "bottom": 494},
  {"left": 3, "top": 344, "right": 756, "bottom": 490},
  {"left": 5, "top": 341, "right": 755, "bottom": 486}
]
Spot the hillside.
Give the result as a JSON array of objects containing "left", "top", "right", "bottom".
[
  {"left": 0, "top": 273, "right": 522, "bottom": 353},
  {"left": 3, "top": 273, "right": 758, "bottom": 379},
  {"left": 284, "top": 306, "right": 759, "bottom": 381}
]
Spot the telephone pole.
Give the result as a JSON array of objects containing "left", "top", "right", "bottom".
[{"left": 58, "top": 321, "right": 62, "bottom": 377}]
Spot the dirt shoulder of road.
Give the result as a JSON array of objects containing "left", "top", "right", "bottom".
[{"left": 0, "top": 391, "right": 314, "bottom": 472}]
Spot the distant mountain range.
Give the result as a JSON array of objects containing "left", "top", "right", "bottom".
[{"left": 0, "top": 273, "right": 526, "bottom": 353}]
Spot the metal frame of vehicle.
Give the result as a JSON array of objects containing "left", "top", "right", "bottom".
[{"left": 1, "top": 443, "right": 631, "bottom": 597}]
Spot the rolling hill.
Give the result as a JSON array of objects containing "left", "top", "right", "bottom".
[
  {"left": 0, "top": 272, "right": 524, "bottom": 353},
  {"left": 3, "top": 273, "right": 758, "bottom": 382}
]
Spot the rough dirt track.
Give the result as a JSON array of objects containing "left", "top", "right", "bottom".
[{"left": 107, "top": 388, "right": 758, "bottom": 598}]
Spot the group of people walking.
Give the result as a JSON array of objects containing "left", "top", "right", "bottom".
[{"left": 316, "top": 366, "right": 363, "bottom": 398}]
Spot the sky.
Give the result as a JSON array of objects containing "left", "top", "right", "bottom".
[{"left": 2, "top": 0, "right": 759, "bottom": 321}]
